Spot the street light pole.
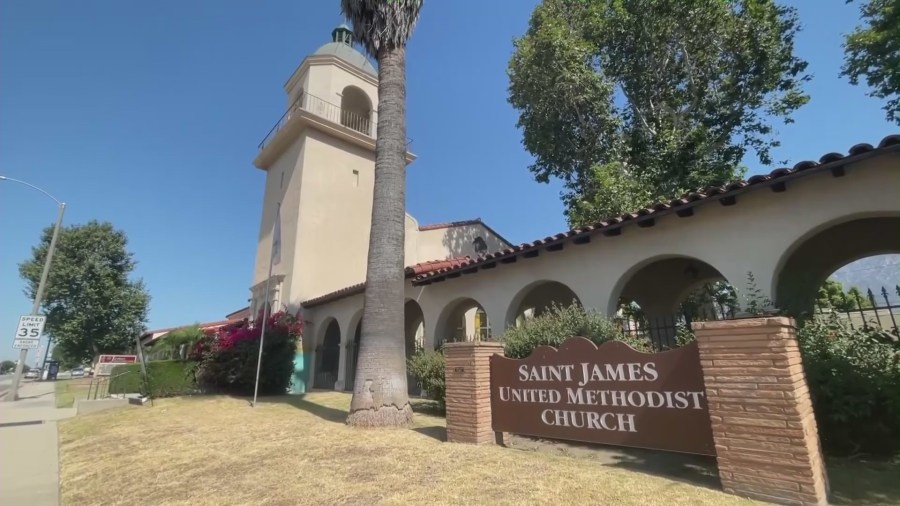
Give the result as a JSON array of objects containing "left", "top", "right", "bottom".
[{"left": 1, "top": 176, "right": 65, "bottom": 402}]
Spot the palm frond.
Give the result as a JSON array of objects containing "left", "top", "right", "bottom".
[{"left": 341, "top": 0, "right": 424, "bottom": 58}]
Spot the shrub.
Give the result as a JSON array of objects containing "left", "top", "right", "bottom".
[
  {"left": 407, "top": 350, "right": 446, "bottom": 403},
  {"left": 109, "top": 360, "right": 198, "bottom": 398},
  {"left": 673, "top": 323, "right": 696, "bottom": 347},
  {"left": 410, "top": 304, "right": 652, "bottom": 405},
  {"left": 149, "top": 325, "right": 206, "bottom": 361},
  {"left": 196, "top": 311, "right": 302, "bottom": 396},
  {"left": 501, "top": 303, "right": 652, "bottom": 359},
  {"left": 796, "top": 314, "right": 899, "bottom": 457}
]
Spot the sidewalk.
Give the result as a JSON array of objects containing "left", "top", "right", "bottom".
[{"left": 0, "top": 380, "right": 75, "bottom": 506}]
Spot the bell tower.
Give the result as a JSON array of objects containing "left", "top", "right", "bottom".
[{"left": 248, "top": 26, "right": 415, "bottom": 317}]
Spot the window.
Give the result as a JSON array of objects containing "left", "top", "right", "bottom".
[
  {"left": 473, "top": 236, "right": 487, "bottom": 254},
  {"left": 352, "top": 169, "right": 359, "bottom": 187}
]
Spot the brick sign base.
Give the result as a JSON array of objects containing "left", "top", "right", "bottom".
[
  {"left": 444, "top": 341, "right": 504, "bottom": 445},
  {"left": 444, "top": 317, "right": 828, "bottom": 505},
  {"left": 693, "top": 317, "right": 829, "bottom": 506}
]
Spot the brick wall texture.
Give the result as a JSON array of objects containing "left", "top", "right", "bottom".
[
  {"left": 444, "top": 341, "right": 504, "bottom": 445},
  {"left": 693, "top": 317, "right": 829, "bottom": 506}
]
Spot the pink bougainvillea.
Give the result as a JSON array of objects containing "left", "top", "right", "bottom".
[
  {"left": 205, "top": 311, "right": 303, "bottom": 351},
  {"left": 195, "top": 310, "right": 304, "bottom": 395}
]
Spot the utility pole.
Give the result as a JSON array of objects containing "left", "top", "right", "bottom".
[{"left": 1, "top": 176, "right": 65, "bottom": 402}]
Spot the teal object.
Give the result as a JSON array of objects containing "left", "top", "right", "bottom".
[{"left": 290, "top": 350, "right": 310, "bottom": 394}]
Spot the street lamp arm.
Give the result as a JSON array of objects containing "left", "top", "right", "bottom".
[
  {"left": 1, "top": 174, "right": 66, "bottom": 401},
  {"left": 0, "top": 176, "right": 64, "bottom": 206}
]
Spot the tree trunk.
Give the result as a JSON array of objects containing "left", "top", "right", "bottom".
[{"left": 347, "top": 45, "right": 413, "bottom": 427}]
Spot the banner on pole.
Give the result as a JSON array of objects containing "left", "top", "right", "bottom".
[{"left": 271, "top": 205, "right": 282, "bottom": 266}]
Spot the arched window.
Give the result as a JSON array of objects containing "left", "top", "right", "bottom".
[{"left": 340, "top": 86, "right": 372, "bottom": 135}]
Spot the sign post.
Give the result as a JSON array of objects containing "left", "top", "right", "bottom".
[
  {"left": 4, "top": 199, "right": 65, "bottom": 402},
  {"left": 133, "top": 334, "right": 152, "bottom": 405}
]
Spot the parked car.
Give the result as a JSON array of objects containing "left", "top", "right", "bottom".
[
  {"left": 71, "top": 367, "right": 85, "bottom": 377},
  {"left": 24, "top": 369, "right": 40, "bottom": 379}
]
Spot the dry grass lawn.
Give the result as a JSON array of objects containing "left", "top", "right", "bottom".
[
  {"left": 55, "top": 377, "right": 93, "bottom": 408},
  {"left": 59, "top": 392, "right": 764, "bottom": 505}
]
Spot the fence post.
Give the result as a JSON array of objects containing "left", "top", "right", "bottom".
[{"left": 444, "top": 341, "right": 504, "bottom": 444}]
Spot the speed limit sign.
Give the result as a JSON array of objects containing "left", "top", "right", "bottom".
[{"left": 12, "top": 315, "right": 46, "bottom": 349}]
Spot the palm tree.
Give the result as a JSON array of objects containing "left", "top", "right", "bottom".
[{"left": 341, "top": 0, "right": 424, "bottom": 427}]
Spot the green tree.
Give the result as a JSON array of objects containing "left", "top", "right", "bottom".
[
  {"left": 841, "top": 0, "right": 899, "bottom": 123},
  {"left": 19, "top": 221, "right": 150, "bottom": 365},
  {"left": 816, "top": 279, "right": 874, "bottom": 312},
  {"left": 843, "top": 286, "right": 874, "bottom": 311},
  {"left": 817, "top": 278, "right": 847, "bottom": 309},
  {"left": 680, "top": 281, "right": 738, "bottom": 320},
  {"left": 0, "top": 360, "right": 16, "bottom": 374},
  {"left": 151, "top": 325, "right": 204, "bottom": 361},
  {"left": 508, "top": 0, "right": 810, "bottom": 226},
  {"left": 50, "top": 345, "right": 79, "bottom": 370},
  {"left": 341, "top": 0, "right": 423, "bottom": 428}
]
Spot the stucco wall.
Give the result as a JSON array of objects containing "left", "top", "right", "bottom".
[
  {"left": 285, "top": 68, "right": 310, "bottom": 108},
  {"left": 405, "top": 214, "right": 419, "bottom": 265},
  {"left": 302, "top": 151, "right": 900, "bottom": 387},
  {"left": 300, "top": 62, "right": 377, "bottom": 128},
  {"left": 252, "top": 136, "right": 305, "bottom": 290},
  {"left": 290, "top": 128, "right": 375, "bottom": 304},
  {"left": 416, "top": 224, "right": 510, "bottom": 262}
]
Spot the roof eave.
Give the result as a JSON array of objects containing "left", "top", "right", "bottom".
[{"left": 413, "top": 135, "right": 900, "bottom": 285}]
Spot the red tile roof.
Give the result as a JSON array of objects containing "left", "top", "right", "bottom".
[
  {"left": 141, "top": 319, "right": 235, "bottom": 344},
  {"left": 226, "top": 306, "right": 251, "bottom": 320},
  {"left": 302, "top": 282, "right": 367, "bottom": 308},
  {"left": 302, "top": 256, "right": 471, "bottom": 307},
  {"left": 412, "top": 134, "right": 900, "bottom": 284},
  {"left": 409, "top": 256, "right": 472, "bottom": 275}
]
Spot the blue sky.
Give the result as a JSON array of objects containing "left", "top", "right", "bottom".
[{"left": 0, "top": 1, "right": 895, "bottom": 361}]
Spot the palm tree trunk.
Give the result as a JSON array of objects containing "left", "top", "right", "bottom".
[{"left": 347, "top": 45, "right": 413, "bottom": 427}]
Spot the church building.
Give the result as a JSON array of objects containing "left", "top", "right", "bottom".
[
  {"left": 247, "top": 25, "right": 899, "bottom": 395},
  {"left": 249, "top": 26, "right": 512, "bottom": 392}
]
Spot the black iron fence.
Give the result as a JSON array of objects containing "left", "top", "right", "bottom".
[
  {"left": 313, "top": 343, "right": 340, "bottom": 390},
  {"left": 434, "top": 330, "right": 493, "bottom": 351},
  {"left": 344, "top": 340, "right": 358, "bottom": 392},
  {"left": 815, "top": 285, "right": 900, "bottom": 339},
  {"left": 616, "top": 286, "right": 900, "bottom": 350},
  {"left": 338, "top": 340, "right": 422, "bottom": 396},
  {"left": 616, "top": 305, "right": 735, "bottom": 351},
  {"left": 313, "top": 370, "right": 338, "bottom": 390}
]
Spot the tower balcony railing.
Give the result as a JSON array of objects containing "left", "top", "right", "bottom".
[
  {"left": 257, "top": 91, "right": 413, "bottom": 152},
  {"left": 258, "top": 91, "right": 372, "bottom": 150}
]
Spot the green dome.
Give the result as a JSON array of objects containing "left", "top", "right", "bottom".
[{"left": 314, "top": 25, "right": 376, "bottom": 77}]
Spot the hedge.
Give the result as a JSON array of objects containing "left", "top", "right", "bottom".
[
  {"left": 796, "top": 314, "right": 900, "bottom": 457},
  {"left": 109, "top": 360, "right": 198, "bottom": 398},
  {"left": 407, "top": 350, "right": 446, "bottom": 403},
  {"left": 502, "top": 302, "right": 651, "bottom": 358},
  {"left": 407, "top": 304, "right": 653, "bottom": 405}
]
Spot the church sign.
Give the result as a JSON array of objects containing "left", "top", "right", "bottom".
[{"left": 490, "top": 337, "right": 715, "bottom": 455}]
